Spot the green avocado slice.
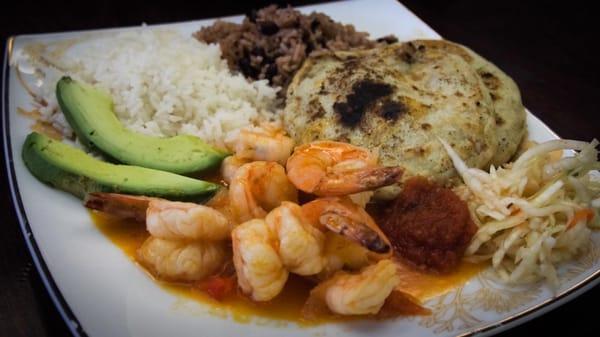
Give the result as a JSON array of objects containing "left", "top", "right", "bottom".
[
  {"left": 22, "top": 132, "right": 220, "bottom": 201},
  {"left": 56, "top": 77, "right": 229, "bottom": 175}
]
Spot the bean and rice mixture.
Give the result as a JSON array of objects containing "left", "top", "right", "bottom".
[{"left": 194, "top": 5, "right": 397, "bottom": 94}]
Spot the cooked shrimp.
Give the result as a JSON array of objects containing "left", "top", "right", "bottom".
[
  {"left": 205, "top": 188, "right": 237, "bottom": 225},
  {"left": 84, "top": 192, "right": 232, "bottom": 241},
  {"left": 320, "top": 232, "right": 371, "bottom": 278},
  {"left": 226, "top": 123, "right": 295, "bottom": 165},
  {"left": 302, "top": 197, "right": 392, "bottom": 255},
  {"left": 229, "top": 161, "right": 298, "bottom": 222},
  {"left": 220, "top": 156, "right": 251, "bottom": 185},
  {"left": 322, "top": 259, "right": 400, "bottom": 315},
  {"left": 137, "top": 237, "right": 228, "bottom": 282},
  {"left": 286, "top": 141, "right": 403, "bottom": 196},
  {"left": 146, "top": 200, "right": 232, "bottom": 241},
  {"left": 265, "top": 201, "right": 326, "bottom": 275},
  {"left": 232, "top": 219, "right": 288, "bottom": 301}
]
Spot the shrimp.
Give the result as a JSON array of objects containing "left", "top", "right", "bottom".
[
  {"left": 226, "top": 123, "right": 295, "bottom": 165},
  {"left": 146, "top": 200, "right": 231, "bottom": 241},
  {"left": 265, "top": 201, "right": 326, "bottom": 275},
  {"left": 286, "top": 141, "right": 403, "bottom": 196},
  {"left": 232, "top": 200, "right": 390, "bottom": 301},
  {"left": 266, "top": 197, "right": 386, "bottom": 278},
  {"left": 261, "top": 200, "right": 383, "bottom": 277},
  {"left": 85, "top": 193, "right": 232, "bottom": 241},
  {"left": 232, "top": 219, "right": 288, "bottom": 301},
  {"left": 301, "top": 197, "right": 392, "bottom": 255},
  {"left": 229, "top": 161, "right": 298, "bottom": 222},
  {"left": 137, "top": 237, "right": 228, "bottom": 282},
  {"left": 322, "top": 259, "right": 400, "bottom": 315},
  {"left": 205, "top": 188, "right": 237, "bottom": 225},
  {"left": 220, "top": 155, "right": 251, "bottom": 185},
  {"left": 319, "top": 232, "right": 372, "bottom": 278}
]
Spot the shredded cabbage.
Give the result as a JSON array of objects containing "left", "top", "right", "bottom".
[{"left": 441, "top": 138, "right": 600, "bottom": 288}]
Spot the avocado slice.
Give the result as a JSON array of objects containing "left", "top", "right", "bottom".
[
  {"left": 56, "top": 77, "right": 228, "bottom": 175},
  {"left": 22, "top": 132, "right": 220, "bottom": 201}
]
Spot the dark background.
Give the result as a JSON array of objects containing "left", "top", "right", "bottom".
[{"left": 1, "top": 0, "right": 598, "bottom": 336}]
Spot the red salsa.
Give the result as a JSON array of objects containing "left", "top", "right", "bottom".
[{"left": 378, "top": 177, "right": 476, "bottom": 273}]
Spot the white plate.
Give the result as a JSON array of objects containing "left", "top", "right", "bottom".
[{"left": 3, "top": 1, "right": 599, "bottom": 336}]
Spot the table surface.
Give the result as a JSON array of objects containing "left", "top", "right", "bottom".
[{"left": 1, "top": 1, "right": 598, "bottom": 336}]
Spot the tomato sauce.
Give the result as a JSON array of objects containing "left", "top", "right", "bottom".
[{"left": 377, "top": 177, "right": 477, "bottom": 273}]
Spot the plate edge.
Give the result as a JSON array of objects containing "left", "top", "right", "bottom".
[
  {"left": 3, "top": 2, "right": 600, "bottom": 336},
  {"left": 464, "top": 274, "right": 600, "bottom": 337},
  {"left": 2, "top": 36, "right": 88, "bottom": 337}
]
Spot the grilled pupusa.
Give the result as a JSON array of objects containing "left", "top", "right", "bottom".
[{"left": 284, "top": 40, "right": 525, "bottom": 196}]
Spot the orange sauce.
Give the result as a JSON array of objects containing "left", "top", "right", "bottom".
[
  {"left": 90, "top": 210, "right": 486, "bottom": 324},
  {"left": 91, "top": 210, "right": 148, "bottom": 257},
  {"left": 165, "top": 275, "right": 319, "bottom": 325},
  {"left": 91, "top": 210, "right": 318, "bottom": 325},
  {"left": 395, "top": 260, "right": 486, "bottom": 302}
]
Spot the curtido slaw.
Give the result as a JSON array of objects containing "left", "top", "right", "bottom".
[{"left": 441, "top": 138, "right": 600, "bottom": 287}]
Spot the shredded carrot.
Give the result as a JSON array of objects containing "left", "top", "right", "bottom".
[
  {"left": 509, "top": 205, "right": 521, "bottom": 215},
  {"left": 568, "top": 208, "right": 595, "bottom": 229}
]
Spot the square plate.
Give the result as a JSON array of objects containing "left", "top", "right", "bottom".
[{"left": 3, "top": 1, "right": 600, "bottom": 336}]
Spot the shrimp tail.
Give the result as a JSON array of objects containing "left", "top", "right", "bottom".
[
  {"left": 359, "top": 166, "right": 403, "bottom": 190},
  {"left": 314, "top": 166, "right": 403, "bottom": 196},
  {"left": 320, "top": 212, "right": 391, "bottom": 254},
  {"left": 303, "top": 197, "right": 392, "bottom": 255},
  {"left": 84, "top": 192, "right": 151, "bottom": 222}
]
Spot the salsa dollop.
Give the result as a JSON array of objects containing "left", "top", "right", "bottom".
[{"left": 379, "top": 177, "right": 477, "bottom": 273}]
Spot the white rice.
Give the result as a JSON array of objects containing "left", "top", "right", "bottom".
[{"left": 21, "top": 29, "right": 280, "bottom": 148}]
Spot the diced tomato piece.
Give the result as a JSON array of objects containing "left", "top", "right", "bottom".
[{"left": 197, "top": 276, "right": 236, "bottom": 301}]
